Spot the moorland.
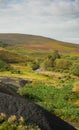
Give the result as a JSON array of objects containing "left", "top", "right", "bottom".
[{"left": 0, "top": 33, "right": 79, "bottom": 130}]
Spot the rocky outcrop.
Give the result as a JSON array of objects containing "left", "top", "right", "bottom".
[
  {"left": 0, "top": 76, "right": 31, "bottom": 89},
  {"left": 0, "top": 86, "right": 76, "bottom": 130}
]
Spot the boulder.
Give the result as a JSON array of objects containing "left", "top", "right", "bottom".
[{"left": 0, "top": 89, "right": 76, "bottom": 130}]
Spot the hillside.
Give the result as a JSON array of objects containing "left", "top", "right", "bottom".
[
  {"left": 0, "top": 33, "right": 79, "bottom": 130},
  {"left": 0, "top": 47, "right": 28, "bottom": 63},
  {"left": 0, "top": 81, "right": 76, "bottom": 130},
  {"left": 0, "top": 33, "right": 79, "bottom": 56}
]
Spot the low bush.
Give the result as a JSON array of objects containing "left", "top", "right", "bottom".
[
  {"left": 0, "top": 59, "right": 10, "bottom": 71},
  {"left": 72, "top": 81, "right": 79, "bottom": 95},
  {"left": 31, "top": 61, "right": 40, "bottom": 70},
  {"left": 0, "top": 114, "right": 41, "bottom": 130},
  {"left": 55, "top": 59, "right": 72, "bottom": 70},
  {"left": 10, "top": 68, "right": 21, "bottom": 74},
  {"left": 71, "top": 63, "right": 79, "bottom": 76},
  {"left": 18, "top": 82, "right": 79, "bottom": 122}
]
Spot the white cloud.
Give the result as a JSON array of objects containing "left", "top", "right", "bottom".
[{"left": 0, "top": 0, "right": 79, "bottom": 43}]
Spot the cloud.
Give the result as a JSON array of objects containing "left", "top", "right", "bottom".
[{"left": 0, "top": 0, "right": 79, "bottom": 43}]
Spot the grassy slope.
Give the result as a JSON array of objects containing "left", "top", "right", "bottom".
[
  {"left": 0, "top": 33, "right": 79, "bottom": 57},
  {"left": 0, "top": 47, "right": 28, "bottom": 63}
]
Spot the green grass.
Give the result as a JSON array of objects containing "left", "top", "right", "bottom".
[
  {"left": 0, "top": 67, "right": 73, "bottom": 88},
  {"left": 18, "top": 82, "right": 79, "bottom": 124}
]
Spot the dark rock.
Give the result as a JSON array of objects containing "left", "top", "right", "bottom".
[
  {"left": 0, "top": 83, "right": 18, "bottom": 96},
  {"left": 0, "top": 76, "right": 31, "bottom": 89},
  {"left": 0, "top": 91, "right": 76, "bottom": 130}
]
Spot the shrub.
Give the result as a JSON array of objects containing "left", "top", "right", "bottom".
[
  {"left": 0, "top": 122, "right": 16, "bottom": 130},
  {"left": 0, "top": 114, "right": 41, "bottom": 130},
  {"left": 31, "top": 61, "right": 40, "bottom": 70},
  {"left": 10, "top": 68, "right": 21, "bottom": 74},
  {"left": 41, "top": 50, "right": 61, "bottom": 70},
  {"left": 42, "top": 55, "right": 54, "bottom": 70},
  {"left": 0, "top": 59, "right": 10, "bottom": 71},
  {"left": 52, "top": 50, "right": 61, "bottom": 60},
  {"left": 55, "top": 59, "right": 72, "bottom": 70},
  {"left": 19, "top": 116, "right": 25, "bottom": 125},
  {"left": 8, "top": 115, "right": 17, "bottom": 125},
  {"left": 72, "top": 81, "right": 79, "bottom": 94},
  {"left": 71, "top": 63, "right": 79, "bottom": 76},
  {"left": 0, "top": 113, "right": 6, "bottom": 123}
]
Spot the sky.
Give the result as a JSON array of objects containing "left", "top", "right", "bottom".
[{"left": 0, "top": 0, "right": 79, "bottom": 44}]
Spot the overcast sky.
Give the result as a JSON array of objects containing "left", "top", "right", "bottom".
[{"left": 0, "top": 0, "right": 79, "bottom": 43}]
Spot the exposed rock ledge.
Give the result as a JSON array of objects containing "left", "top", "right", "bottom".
[{"left": 0, "top": 76, "right": 31, "bottom": 88}]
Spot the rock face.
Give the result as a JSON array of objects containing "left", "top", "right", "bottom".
[
  {"left": 0, "top": 76, "right": 31, "bottom": 89},
  {"left": 0, "top": 76, "right": 31, "bottom": 97},
  {"left": 0, "top": 85, "right": 76, "bottom": 130}
]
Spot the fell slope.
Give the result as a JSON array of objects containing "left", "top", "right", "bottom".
[{"left": 0, "top": 33, "right": 79, "bottom": 54}]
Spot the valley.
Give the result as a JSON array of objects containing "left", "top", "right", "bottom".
[{"left": 0, "top": 34, "right": 79, "bottom": 130}]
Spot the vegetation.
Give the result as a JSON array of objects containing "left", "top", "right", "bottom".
[
  {"left": 0, "top": 34, "right": 79, "bottom": 128},
  {"left": 71, "top": 63, "right": 79, "bottom": 76},
  {"left": 72, "top": 81, "right": 79, "bottom": 95},
  {"left": 0, "top": 113, "right": 41, "bottom": 130},
  {"left": 42, "top": 50, "right": 61, "bottom": 70},
  {"left": 0, "top": 49, "right": 27, "bottom": 63},
  {"left": 0, "top": 34, "right": 79, "bottom": 56},
  {"left": 55, "top": 59, "right": 72, "bottom": 70},
  {"left": 30, "top": 61, "right": 40, "bottom": 70},
  {"left": 18, "top": 82, "right": 79, "bottom": 123},
  {"left": 0, "top": 59, "right": 10, "bottom": 71}
]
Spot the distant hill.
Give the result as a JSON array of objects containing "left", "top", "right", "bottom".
[{"left": 0, "top": 33, "right": 79, "bottom": 55}]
